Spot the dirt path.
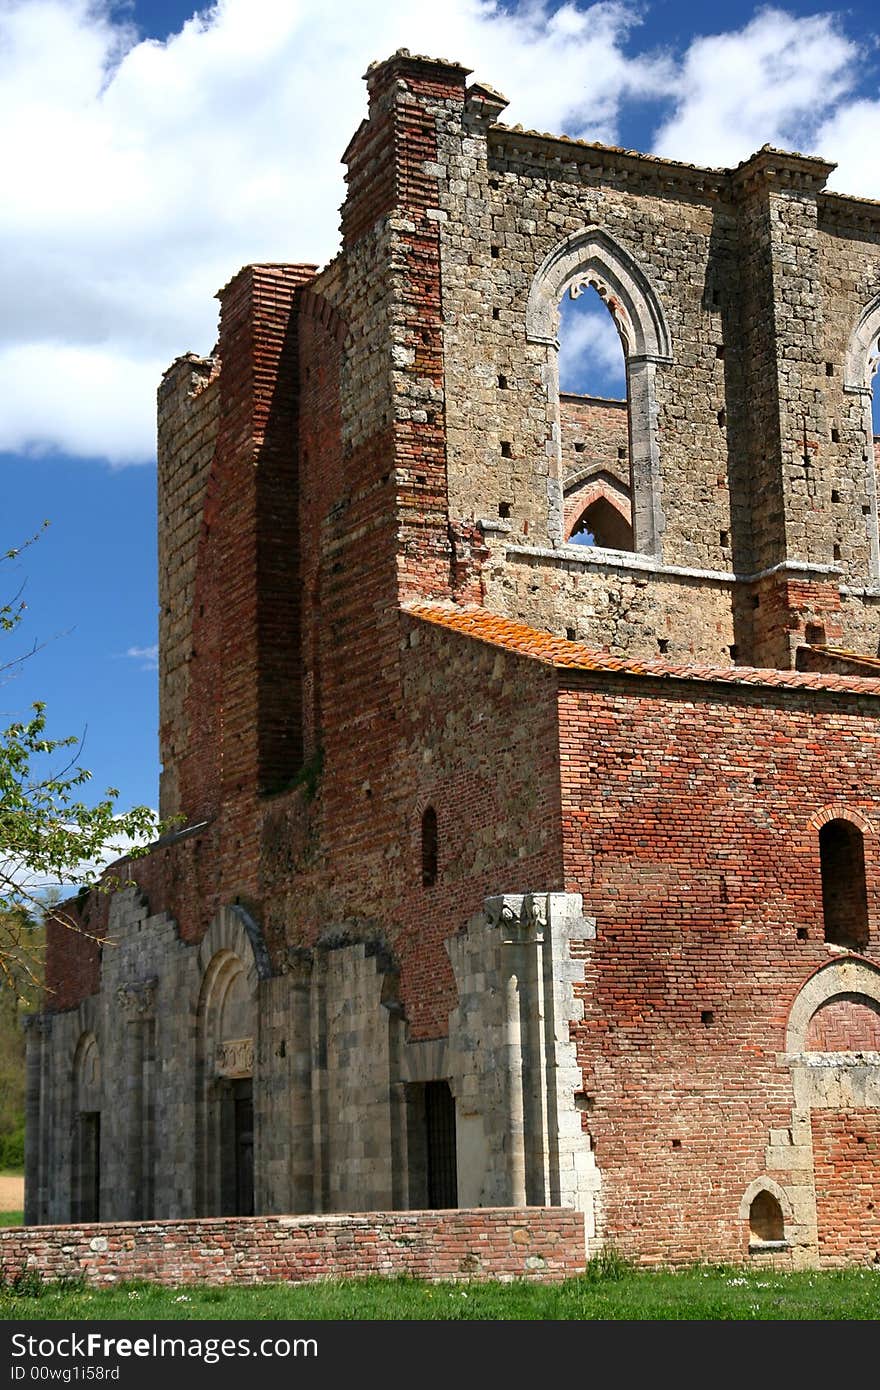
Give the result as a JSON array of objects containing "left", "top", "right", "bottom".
[{"left": 0, "top": 1174, "right": 24, "bottom": 1212}]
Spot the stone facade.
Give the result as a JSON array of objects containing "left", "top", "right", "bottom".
[{"left": 26, "top": 51, "right": 880, "bottom": 1268}]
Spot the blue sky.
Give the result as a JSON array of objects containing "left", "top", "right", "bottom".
[{"left": 2, "top": 0, "right": 879, "bottom": 823}]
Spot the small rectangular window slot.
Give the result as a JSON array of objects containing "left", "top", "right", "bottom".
[
  {"left": 796, "top": 927, "right": 808, "bottom": 941},
  {"left": 720, "top": 530, "right": 729, "bottom": 547},
  {"left": 752, "top": 595, "right": 760, "bottom": 609},
  {"left": 498, "top": 374, "right": 508, "bottom": 389},
  {"left": 574, "top": 442, "right": 586, "bottom": 453},
  {"left": 728, "top": 645, "right": 738, "bottom": 662},
  {"left": 617, "top": 446, "right": 627, "bottom": 460},
  {"left": 716, "top": 344, "right": 725, "bottom": 359},
  {"left": 717, "top": 409, "right": 726, "bottom": 427},
  {"left": 833, "top": 543, "right": 841, "bottom": 561},
  {"left": 492, "top": 307, "right": 500, "bottom": 320},
  {"left": 831, "top": 428, "right": 840, "bottom": 443},
  {"left": 701, "top": 1010, "right": 714, "bottom": 1026},
  {"left": 498, "top": 501, "right": 511, "bottom": 519},
  {"left": 566, "top": 627, "right": 576, "bottom": 641},
  {"left": 831, "top": 489, "right": 840, "bottom": 503},
  {"left": 826, "top": 362, "right": 834, "bottom": 376},
  {"left": 500, "top": 441, "right": 512, "bottom": 458},
  {"left": 491, "top": 244, "right": 500, "bottom": 259},
  {"left": 671, "top": 1139, "right": 682, "bottom": 1149},
  {"left": 657, "top": 638, "right": 670, "bottom": 653}
]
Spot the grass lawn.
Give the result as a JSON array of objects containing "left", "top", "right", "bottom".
[
  {"left": 1, "top": 1259, "right": 879, "bottom": 1320},
  {"left": 0, "top": 1212, "right": 22, "bottom": 1228}
]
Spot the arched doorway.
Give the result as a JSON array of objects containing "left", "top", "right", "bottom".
[
  {"left": 72, "top": 1032, "right": 101, "bottom": 1222},
  {"left": 197, "top": 948, "right": 256, "bottom": 1216}
]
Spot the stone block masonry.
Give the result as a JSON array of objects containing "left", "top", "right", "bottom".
[
  {"left": 28, "top": 48, "right": 880, "bottom": 1272},
  {"left": 0, "top": 1210, "right": 586, "bottom": 1287}
]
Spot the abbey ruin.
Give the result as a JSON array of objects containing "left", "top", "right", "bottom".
[{"left": 23, "top": 51, "right": 880, "bottom": 1268}]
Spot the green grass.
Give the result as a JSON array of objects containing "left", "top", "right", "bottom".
[
  {"left": 0, "top": 1212, "right": 22, "bottom": 1228},
  {"left": 1, "top": 1260, "right": 879, "bottom": 1320}
]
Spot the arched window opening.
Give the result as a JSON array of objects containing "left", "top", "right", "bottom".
[
  {"left": 844, "top": 299, "right": 880, "bottom": 579},
  {"left": 749, "top": 1190, "right": 784, "bottom": 1244},
  {"left": 559, "top": 285, "right": 634, "bottom": 553},
  {"left": 819, "top": 819, "right": 869, "bottom": 950},
  {"left": 570, "top": 495, "right": 634, "bottom": 551},
  {"left": 421, "top": 806, "right": 438, "bottom": 888}
]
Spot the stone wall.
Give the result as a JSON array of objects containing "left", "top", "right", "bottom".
[{"left": 0, "top": 1209, "right": 586, "bottom": 1287}]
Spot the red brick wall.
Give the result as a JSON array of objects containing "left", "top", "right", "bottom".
[
  {"left": 0, "top": 1209, "right": 585, "bottom": 1286},
  {"left": 806, "top": 997, "right": 880, "bottom": 1050},
  {"left": 558, "top": 674, "right": 880, "bottom": 1263},
  {"left": 812, "top": 1110, "right": 880, "bottom": 1265}
]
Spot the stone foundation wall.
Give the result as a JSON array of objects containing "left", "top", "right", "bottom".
[{"left": 0, "top": 1209, "right": 586, "bottom": 1287}]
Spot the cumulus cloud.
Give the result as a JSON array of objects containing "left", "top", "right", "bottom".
[
  {"left": 651, "top": 8, "right": 861, "bottom": 174},
  {"left": 0, "top": 0, "right": 672, "bottom": 464},
  {"left": 558, "top": 291, "right": 626, "bottom": 396},
  {"left": 1, "top": 1, "right": 878, "bottom": 464}
]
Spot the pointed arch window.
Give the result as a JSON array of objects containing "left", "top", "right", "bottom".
[{"left": 527, "top": 227, "right": 671, "bottom": 557}]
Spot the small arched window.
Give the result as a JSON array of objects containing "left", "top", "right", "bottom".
[
  {"left": 421, "top": 806, "right": 438, "bottom": 888},
  {"left": 819, "top": 819, "right": 869, "bottom": 950},
  {"left": 749, "top": 1190, "right": 784, "bottom": 1244},
  {"left": 570, "top": 495, "right": 634, "bottom": 551}
]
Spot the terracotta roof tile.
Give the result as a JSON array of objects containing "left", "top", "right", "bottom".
[{"left": 406, "top": 604, "right": 880, "bottom": 698}]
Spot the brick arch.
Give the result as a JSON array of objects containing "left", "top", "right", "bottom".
[
  {"left": 296, "top": 287, "right": 350, "bottom": 347},
  {"left": 786, "top": 958, "right": 880, "bottom": 1055},
  {"left": 808, "top": 804, "right": 874, "bottom": 835},
  {"left": 565, "top": 482, "right": 633, "bottom": 547},
  {"left": 526, "top": 226, "right": 670, "bottom": 558}
]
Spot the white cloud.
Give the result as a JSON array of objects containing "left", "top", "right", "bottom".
[
  {"left": 816, "top": 98, "right": 880, "bottom": 201},
  {"left": 124, "top": 644, "right": 159, "bottom": 670},
  {"left": 652, "top": 8, "right": 859, "bottom": 170},
  {"left": 558, "top": 294, "right": 626, "bottom": 395},
  {"left": 0, "top": 0, "right": 672, "bottom": 464},
  {"left": 1, "top": 2, "right": 878, "bottom": 465}
]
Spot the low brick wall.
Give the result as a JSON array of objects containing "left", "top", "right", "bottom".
[{"left": 0, "top": 1209, "right": 586, "bottom": 1286}]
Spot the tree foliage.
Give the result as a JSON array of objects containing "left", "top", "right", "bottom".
[{"left": 0, "top": 529, "right": 163, "bottom": 999}]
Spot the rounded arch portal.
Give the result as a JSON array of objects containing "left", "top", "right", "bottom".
[
  {"left": 72, "top": 1031, "right": 101, "bottom": 1222},
  {"left": 195, "top": 906, "right": 267, "bottom": 1218}
]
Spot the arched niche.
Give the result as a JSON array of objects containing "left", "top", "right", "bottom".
[
  {"left": 739, "top": 1177, "right": 792, "bottom": 1247},
  {"left": 526, "top": 226, "right": 671, "bottom": 557}
]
